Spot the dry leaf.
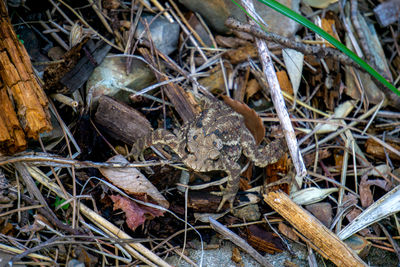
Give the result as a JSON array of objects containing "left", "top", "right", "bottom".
[
  {"left": 224, "top": 43, "right": 258, "bottom": 64},
  {"left": 276, "top": 70, "right": 293, "bottom": 95},
  {"left": 278, "top": 222, "right": 299, "bottom": 241},
  {"left": 321, "top": 18, "right": 340, "bottom": 48},
  {"left": 290, "top": 187, "right": 338, "bottom": 205},
  {"left": 282, "top": 49, "right": 303, "bottom": 95},
  {"left": 303, "top": 0, "right": 338, "bottom": 9},
  {"left": 110, "top": 195, "right": 164, "bottom": 231},
  {"left": 222, "top": 95, "right": 265, "bottom": 145},
  {"left": 198, "top": 65, "right": 232, "bottom": 93},
  {"left": 245, "top": 79, "right": 261, "bottom": 100},
  {"left": 246, "top": 225, "right": 284, "bottom": 254},
  {"left": 231, "top": 247, "right": 243, "bottom": 264},
  {"left": 359, "top": 175, "right": 375, "bottom": 208},
  {"left": 298, "top": 101, "right": 355, "bottom": 134},
  {"left": 339, "top": 185, "right": 400, "bottom": 240},
  {"left": 305, "top": 202, "right": 333, "bottom": 227},
  {"left": 100, "top": 155, "right": 169, "bottom": 208}
]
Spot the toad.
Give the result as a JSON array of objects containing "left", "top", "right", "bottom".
[{"left": 132, "top": 95, "right": 287, "bottom": 211}]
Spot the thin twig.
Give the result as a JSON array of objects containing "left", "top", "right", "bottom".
[{"left": 241, "top": 0, "right": 307, "bottom": 187}]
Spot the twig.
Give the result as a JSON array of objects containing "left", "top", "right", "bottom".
[
  {"left": 240, "top": 0, "right": 307, "bottom": 187},
  {"left": 54, "top": 0, "right": 123, "bottom": 51},
  {"left": 0, "top": 153, "right": 173, "bottom": 168},
  {"left": 209, "top": 217, "right": 273, "bottom": 267},
  {"left": 167, "top": 0, "right": 207, "bottom": 47},
  {"left": 351, "top": 0, "right": 372, "bottom": 62},
  {"left": 39, "top": 20, "right": 69, "bottom": 50},
  {"left": 29, "top": 166, "right": 172, "bottom": 267},
  {"left": 225, "top": 18, "right": 370, "bottom": 73}
]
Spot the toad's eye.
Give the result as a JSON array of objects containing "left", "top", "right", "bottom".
[{"left": 193, "top": 135, "right": 198, "bottom": 140}]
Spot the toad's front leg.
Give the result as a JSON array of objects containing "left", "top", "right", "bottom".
[
  {"left": 241, "top": 131, "right": 287, "bottom": 167},
  {"left": 215, "top": 161, "right": 242, "bottom": 211},
  {"left": 131, "top": 128, "right": 186, "bottom": 160}
]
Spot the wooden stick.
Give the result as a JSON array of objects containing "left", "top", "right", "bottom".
[
  {"left": 0, "top": 1, "right": 52, "bottom": 153},
  {"left": 209, "top": 217, "right": 273, "bottom": 267},
  {"left": 28, "top": 166, "right": 172, "bottom": 267},
  {"left": 240, "top": 0, "right": 306, "bottom": 188},
  {"left": 264, "top": 191, "right": 367, "bottom": 267}
]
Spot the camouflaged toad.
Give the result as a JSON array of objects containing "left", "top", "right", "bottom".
[{"left": 132, "top": 95, "right": 287, "bottom": 211}]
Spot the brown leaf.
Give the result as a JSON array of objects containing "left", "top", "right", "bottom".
[
  {"left": 321, "top": 18, "right": 340, "bottom": 48},
  {"left": 305, "top": 202, "right": 333, "bottom": 227},
  {"left": 276, "top": 70, "right": 293, "bottom": 95},
  {"left": 222, "top": 95, "right": 265, "bottom": 145},
  {"left": 364, "top": 178, "right": 390, "bottom": 191},
  {"left": 245, "top": 79, "right": 261, "bottom": 101},
  {"left": 110, "top": 195, "right": 164, "bottom": 231},
  {"left": 278, "top": 222, "right": 299, "bottom": 242},
  {"left": 359, "top": 175, "right": 374, "bottom": 208},
  {"left": 246, "top": 225, "right": 284, "bottom": 254},
  {"left": 223, "top": 43, "right": 258, "bottom": 64},
  {"left": 345, "top": 208, "right": 371, "bottom": 236},
  {"left": 100, "top": 155, "right": 169, "bottom": 208}
]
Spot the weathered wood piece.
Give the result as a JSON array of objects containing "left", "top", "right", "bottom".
[
  {"left": 264, "top": 191, "right": 367, "bottom": 267},
  {"left": 60, "top": 40, "right": 111, "bottom": 93},
  {"left": 0, "top": 83, "right": 26, "bottom": 153},
  {"left": 374, "top": 0, "right": 400, "bottom": 27},
  {"left": 43, "top": 39, "right": 110, "bottom": 94},
  {"left": 94, "top": 96, "right": 152, "bottom": 144},
  {"left": 209, "top": 217, "right": 273, "bottom": 267},
  {"left": 0, "top": 1, "right": 51, "bottom": 153},
  {"left": 139, "top": 48, "right": 196, "bottom": 123}
]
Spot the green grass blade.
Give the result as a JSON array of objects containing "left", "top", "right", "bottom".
[{"left": 231, "top": 0, "right": 400, "bottom": 97}]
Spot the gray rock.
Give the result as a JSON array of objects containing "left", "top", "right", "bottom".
[
  {"left": 86, "top": 53, "right": 156, "bottom": 107},
  {"left": 178, "top": 0, "right": 300, "bottom": 37},
  {"left": 135, "top": 14, "right": 180, "bottom": 55}
]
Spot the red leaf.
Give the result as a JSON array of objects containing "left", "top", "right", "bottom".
[{"left": 110, "top": 195, "right": 165, "bottom": 231}]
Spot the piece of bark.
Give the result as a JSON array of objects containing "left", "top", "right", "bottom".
[
  {"left": 264, "top": 191, "right": 367, "bottom": 267},
  {"left": 138, "top": 47, "right": 196, "bottom": 123},
  {"left": 0, "top": 2, "right": 51, "bottom": 153},
  {"left": 365, "top": 137, "right": 400, "bottom": 162},
  {"left": 60, "top": 40, "right": 111, "bottom": 93},
  {"left": 245, "top": 225, "right": 284, "bottom": 254},
  {"left": 94, "top": 96, "right": 152, "bottom": 144},
  {"left": 188, "top": 191, "right": 226, "bottom": 212},
  {"left": 209, "top": 217, "right": 273, "bottom": 267},
  {"left": 374, "top": 0, "right": 400, "bottom": 27},
  {"left": 0, "top": 84, "right": 26, "bottom": 153},
  {"left": 43, "top": 39, "right": 87, "bottom": 91},
  {"left": 43, "top": 39, "right": 111, "bottom": 94}
]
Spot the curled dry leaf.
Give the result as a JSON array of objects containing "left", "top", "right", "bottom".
[
  {"left": 290, "top": 187, "right": 338, "bottom": 206},
  {"left": 298, "top": 101, "right": 355, "bottom": 134},
  {"left": 338, "top": 185, "right": 400, "bottom": 240},
  {"left": 99, "top": 155, "right": 169, "bottom": 209},
  {"left": 359, "top": 175, "right": 374, "bottom": 208},
  {"left": 245, "top": 79, "right": 261, "bottom": 101},
  {"left": 221, "top": 95, "right": 265, "bottom": 145},
  {"left": 110, "top": 195, "right": 164, "bottom": 231},
  {"left": 360, "top": 175, "right": 391, "bottom": 208}
]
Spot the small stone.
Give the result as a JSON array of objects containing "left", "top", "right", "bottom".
[
  {"left": 305, "top": 202, "right": 332, "bottom": 227},
  {"left": 178, "top": 0, "right": 300, "bottom": 37}
]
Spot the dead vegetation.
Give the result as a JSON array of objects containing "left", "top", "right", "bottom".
[{"left": 1, "top": 0, "right": 400, "bottom": 266}]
